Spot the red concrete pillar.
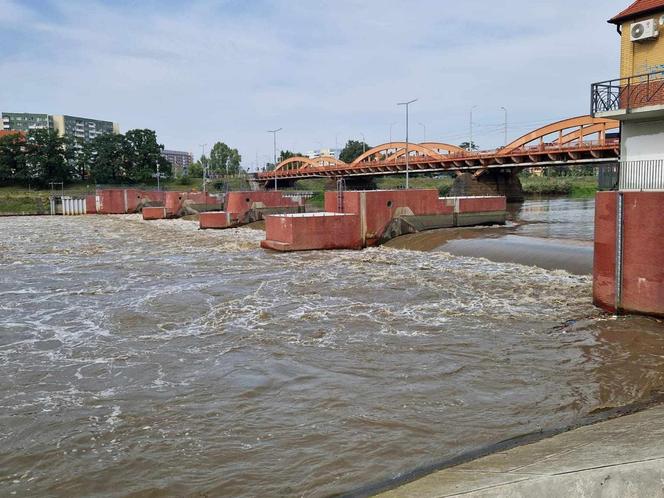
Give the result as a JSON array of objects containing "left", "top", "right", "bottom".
[
  {"left": 85, "top": 194, "right": 97, "bottom": 214},
  {"left": 593, "top": 192, "right": 617, "bottom": 313},
  {"left": 621, "top": 192, "right": 664, "bottom": 316},
  {"left": 593, "top": 191, "right": 664, "bottom": 317}
]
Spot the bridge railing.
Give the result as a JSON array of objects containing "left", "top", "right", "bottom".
[
  {"left": 256, "top": 141, "right": 620, "bottom": 178},
  {"left": 592, "top": 69, "right": 664, "bottom": 114}
]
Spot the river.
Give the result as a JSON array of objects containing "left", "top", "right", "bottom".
[{"left": 1, "top": 197, "right": 663, "bottom": 497}]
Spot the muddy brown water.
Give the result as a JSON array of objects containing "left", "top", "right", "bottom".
[{"left": 1, "top": 198, "right": 664, "bottom": 497}]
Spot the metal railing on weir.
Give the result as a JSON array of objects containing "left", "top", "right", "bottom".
[{"left": 618, "top": 159, "right": 664, "bottom": 191}]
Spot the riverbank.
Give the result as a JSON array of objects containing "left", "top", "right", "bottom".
[
  {"left": 521, "top": 175, "right": 598, "bottom": 197},
  {"left": 375, "top": 398, "right": 664, "bottom": 497},
  {"left": 296, "top": 175, "right": 598, "bottom": 209},
  {"left": 0, "top": 176, "right": 598, "bottom": 214},
  {"left": 0, "top": 179, "right": 207, "bottom": 215}
]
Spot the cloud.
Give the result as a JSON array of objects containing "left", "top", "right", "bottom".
[{"left": 0, "top": 0, "right": 628, "bottom": 167}]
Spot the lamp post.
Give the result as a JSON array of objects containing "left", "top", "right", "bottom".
[
  {"left": 469, "top": 105, "right": 478, "bottom": 151},
  {"left": 397, "top": 99, "right": 417, "bottom": 189},
  {"left": 418, "top": 122, "right": 426, "bottom": 142},
  {"left": 199, "top": 143, "right": 208, "bottom": 192},
  {"left": 389, "top": 122, "right": 397, "bottom": 143},
  {"left": 500, "top": 106, "right": 508, "bottom": 146},
  {"left": 360, "top": 133, "right": 366, "bottom": 153},
  {"left": 267, "top": 128, "right": 282, "bottom": 190}
]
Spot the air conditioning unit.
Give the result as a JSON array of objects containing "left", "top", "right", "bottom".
[{"left": 631, "top": 19, "right": 659, "bottom": 42}]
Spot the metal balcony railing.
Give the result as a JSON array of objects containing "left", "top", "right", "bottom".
[{"left": 592, "top": 70, "right": 664, "bottom": 114}]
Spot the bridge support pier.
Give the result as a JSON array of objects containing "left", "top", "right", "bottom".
[
  {"left": 265, "top": 178, "right": 297, "bottom": 190},
  {"left": 325, "top": 176, "right": 377, "bottom": 190},
  {"left": 449, "top": 169, "right": 524, "bottom": 203}
]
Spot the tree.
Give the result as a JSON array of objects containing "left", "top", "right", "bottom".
[
  {"left": 458, "top": 141, "right": 479, "bottom": 151},
  {"left": 339, "top": 140, "right": 370, "bottom": 163},
  {"left": 209, "top": 141, "right": 242, "bottom": 176},
  {"left": 87, "top": 134, "right": 130, "bottom": 183},
  {"left": 278, "top": 150, "right": 302, "bottom": 163},
  {"left": 0, "top": 132, "right": 26, "bottom": 185},
  {"left": 124, "top": 129, "right": 170, "bottom": 182},
  {"left": 76, "top": 139, "right": 97, "bottom": 181},
  {"left": 188, "top": 158, "right": 204, "bottom": 178},
  {"left": 24, "top": 129, "right": 73, "bottom": 185}
]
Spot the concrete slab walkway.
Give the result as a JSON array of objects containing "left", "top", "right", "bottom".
[{"left": 378, "top": 404, "right": 664, "bottom": 497}]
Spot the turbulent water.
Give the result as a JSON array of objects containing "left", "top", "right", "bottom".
[{"left": 1, "top": 198, "right": 664, "bottom": 497}]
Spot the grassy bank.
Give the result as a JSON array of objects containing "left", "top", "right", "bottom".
[
  {"left": 0, "top": 174, "right": 598, "bottom": 214},
  {"left": 520, "top": 175, "right": 597, "bottom": 197},
  {"left": 0, "top": 195, "right": 50, "bottom": 215},
  {"left": 294, "top": 176, "right": 454, "bottom": 209},
  {"left": 376, "top": 176, "right": 453, "bottom": 195}
]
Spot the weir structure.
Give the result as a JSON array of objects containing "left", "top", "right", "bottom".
[
  {"left": 88, "top": 188, "right": 222, "bottom": 217},
  {"left": 255, "top": 116, "right": 619, "bottom": 201},
  {"left": 261, "top": 189, "right": 506, "bottom": 252},
  {"left": 590, "top": 0, "right": 664, "bottom": 318},
  {"left": 198, "top": 191, "right": 304, "bottom": 229}
]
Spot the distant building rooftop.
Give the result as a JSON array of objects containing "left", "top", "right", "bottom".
[
  {"left": 0, "top": 130, "right": 23, "bottom": 137},
  {"left": 609, "top": 0, "right": 664, "bottom": 24}
]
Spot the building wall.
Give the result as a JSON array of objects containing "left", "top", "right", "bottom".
[
  {"left": 620, "top": 13, "right": 664, "bottom": 78},
  {"left": 52, "top": 115, "right": 118, "bottom": 142},
  {"left": 161, "top": 150, "right": 193, "bottom": 176},
  {"left": 621, "top": 118, "right": 664, "bottom": 159},
  {"left": 2, "top": 112, "right": 52, "bottom": 132},
  {"left": 3, "top": 112, "right": 118, "bottom": 142}
]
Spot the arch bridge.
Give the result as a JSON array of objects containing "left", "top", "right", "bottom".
[{"left": 256, "top": 116, "right": 619, "bottom": 200}]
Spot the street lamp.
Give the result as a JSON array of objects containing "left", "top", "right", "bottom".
[
  {"left": 199, "top": 143, "right": 208, "bottom": 192},
  {"left": 389, "top": 122, "right": 397, "bottom": 143},
  {"left": 267, "top": 128, "right": 282, "bottom": 190},
  {"left": 469, "top": 105, "right": 478, "bottom": 151},
  {"left": 500, "top": 106, "right": 508, "bottom": 146},
  {"left": 418, "top": 122, "right": 426, "bottom": 142},
  {"left": 360, "top": 133, "right": 366, "bottom": 153},
  {"left": 397, "top": 98, "right": 417, "bottom": 189}
]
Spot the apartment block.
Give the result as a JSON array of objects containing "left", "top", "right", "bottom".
[
  {"left": 161, "top": 149, "right": 193, "bottom": 176},
  {"left": 2, "top": 112, "right": 119, "bottom": 143}
]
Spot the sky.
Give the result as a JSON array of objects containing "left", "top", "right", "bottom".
[{"left": 0, "top": 0, "right": 628, "bottom": 170}]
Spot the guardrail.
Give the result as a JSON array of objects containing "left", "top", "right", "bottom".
[
  {"left": 592, "top": 70, "right": 664, "bottom": 114},
  {"left": 619, "top": 159, "right": 664, "bottom": 191}
]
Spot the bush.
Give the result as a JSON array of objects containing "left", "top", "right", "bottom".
[{"left": 308, "top": 191, "right": 325, "bottom": 208}]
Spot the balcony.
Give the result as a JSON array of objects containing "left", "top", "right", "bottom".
[{"left": 592, "top": 70, "right": 664, "bottom": 119}]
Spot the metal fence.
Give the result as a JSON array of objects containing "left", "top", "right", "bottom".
[
  {"left": 591, "top": 69, "right": 664, "bottom": 114},
  {"left": 619, "top": 159, "right": 664, "bottom": 191},
  {"left": 598, "top": 164, "right": 620, "bottom": 191}
]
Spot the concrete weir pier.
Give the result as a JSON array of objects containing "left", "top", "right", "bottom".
[
  {"left": 261, "top": 189, "right": 506, "bottom": 251},
  {"left": 593, "top": 191, "right": 664, "bottom": 317},
  {"left": 198, "top": 191, "right": 304, "bottom": 229}
]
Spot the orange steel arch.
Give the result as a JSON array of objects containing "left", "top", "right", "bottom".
[
  {"left": 553, "top": 122, "right": 618, "bottom": 145},
  {"left": 500, "top": 116, "right": 619, "bottom": 154},
  {"left": 420, "top": 142, "right": 465, "bottom": 154},
  {"left": 351, "top": 142, "right": 444, "bottom": 165},
  {"left": 274, "top": 156, "right": 324, "bottom": 171},
  {"left": 275, "top": 155, "right": 350, "bottom": 171},
  {"left": 307, "top": 155, "right": 346, "bottom": 167}
]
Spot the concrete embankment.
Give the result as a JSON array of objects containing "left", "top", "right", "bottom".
[{"left": 375, "top": 402, "right": 664, "bottom": 497}]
